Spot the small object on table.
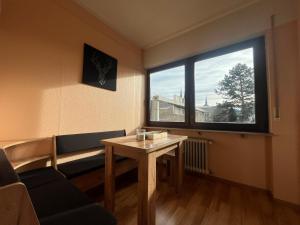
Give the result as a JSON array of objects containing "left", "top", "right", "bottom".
[
  {"left": 136, "top": 128, "right": 146, "bottom": 141},
  {"left": 146, "top": 131, "right": 168, "bottom": 140}
]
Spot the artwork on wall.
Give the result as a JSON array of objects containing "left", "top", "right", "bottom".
[{"left": 82, "top": 43, "right": 118, "bottom": 91}]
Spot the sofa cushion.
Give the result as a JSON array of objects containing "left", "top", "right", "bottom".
[
  {"left": 19, "top": 167, "right": 65, "bottom": 189},
  {"left": 57, "top": 154, "right": 126, "bottom": 179},
  {"left": 56, "top": 130, "right": 126, "bottom": 155},
  {"left": 27, "top": 178, "right": 93, "bottom": 219},
  {"left": 40, "top": 203, "right": 116, "bottom": 225},
  {"left": 0, "top": 149, "right": 20, "bottom": 186}
]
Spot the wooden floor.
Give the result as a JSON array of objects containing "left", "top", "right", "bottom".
[{"left": 87, "top": 172, "right": 300, "bottom": 225}]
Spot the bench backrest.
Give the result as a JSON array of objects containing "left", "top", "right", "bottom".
[
  {"left": 0, "top": 149, "right": 20, "bottom": 187},
  {"left": 55, "top": 130, "right": 126, "bottom": 155}
]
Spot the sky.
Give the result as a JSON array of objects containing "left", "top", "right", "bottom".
[{"left": 150, "top": 48, "right": 254, "bottom": 107}]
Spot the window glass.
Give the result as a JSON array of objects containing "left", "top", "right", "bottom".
[
  {"left": 194, "top": 48, "right": 255, "bottom": 124},
  {"left": 150, "top": 65, "right": 185, "bottom": 122}
]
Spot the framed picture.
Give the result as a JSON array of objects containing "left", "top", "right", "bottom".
[{"left": 82, "top": 43, "right": 118, "bottom": 91}]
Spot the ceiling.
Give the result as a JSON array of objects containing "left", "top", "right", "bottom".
[{"left": 73, "top": 0, "right": 260, "bottom": 49}]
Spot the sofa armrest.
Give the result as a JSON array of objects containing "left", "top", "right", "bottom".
[{"left": 0, "top": 182, "right": 40, "bottom": 225}]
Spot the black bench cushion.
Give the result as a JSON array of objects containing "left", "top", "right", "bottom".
[
  {"left": 23, "top": 169, "right": 94, "bottom": 219},
  {"left": 0, "top": 149, "right": 20, "bottom": 186},
  {"left": 56, "top": 130, "right": 126, "bottom": 155},
  {"left": 57, "top": 154, "right": 126, "bottom": 179},
  {"left": 40, "top": 203, "right": 116, "bottom": 225},
  {"left": 19, "top": 167, "right": 65, "bottom": 189}
]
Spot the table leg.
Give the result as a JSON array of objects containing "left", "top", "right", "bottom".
[
  {"left": 175, "top": 141, "right": 184, "bottom": 193},
  {"left": 138, "top": 153, "right": 156, "bottom": 225},
  {"left": 104, "top": 145, "right": 115, "bottom": 212}
]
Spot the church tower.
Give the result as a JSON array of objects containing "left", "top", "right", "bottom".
[{"left": 204, "top": 96, "right": 208, "bottom": 107}]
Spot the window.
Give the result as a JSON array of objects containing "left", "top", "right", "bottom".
[
  {"left": 147, "top": 37, "right": 268, "bottom": 133},
  {"left": 194, "top": 48, "right": 255, "bottom": 124},
  {"left": 149, "top": 64, "right": 186, "bottom": 123}
]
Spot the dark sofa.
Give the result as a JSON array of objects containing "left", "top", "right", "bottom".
[
  {"left": 0, "top": 149, "right": 116, "bottom": 225},
  {"left": 56, "top": 130, "right": 127, "bottom": 179}
]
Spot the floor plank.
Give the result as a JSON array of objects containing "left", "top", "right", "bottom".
[{"left": 86, "top": 172, "right": 300, "bottom": 225}]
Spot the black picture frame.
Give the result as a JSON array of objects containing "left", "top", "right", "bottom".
[{"left": 82, "top": 43, "right": 118, "bottom": 91}]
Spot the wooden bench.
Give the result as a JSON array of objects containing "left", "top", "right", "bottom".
[{"left": 54, "top": 130, "right": 137, "bottom": 191}]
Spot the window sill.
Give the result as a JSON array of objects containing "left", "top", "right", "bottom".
[{"left": 144, "top": 126, "right": 274, "bottom": 137}]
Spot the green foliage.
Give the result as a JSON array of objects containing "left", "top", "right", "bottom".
[
  {"left": 213, "top": 102, "right": 237, "bottom": 122},
  {"left": 215, "top": 63, "right": 255, "bottom": 122}
]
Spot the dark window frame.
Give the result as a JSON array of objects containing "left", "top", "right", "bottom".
[{"left": 146, "top": 36, "right": 269, "bottom": 133}]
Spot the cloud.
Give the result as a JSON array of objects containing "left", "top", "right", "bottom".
[
  {"left": 150, "top": 48, "right": 254, "bottom": 106},
  {"left": 150, "top": 65, "right": 185, "bottom": 99}
]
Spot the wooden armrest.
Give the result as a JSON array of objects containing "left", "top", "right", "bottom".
[
  {"left": 1, "top": 138, "right": 49, "bottom": 149},
  {"left": 2, "top": 137, "right": 54, "bottom": 173},
  {"left": 12, "top": 155, "right": 52, "bottom": 170},
  {"left": 0, "top": 182, "right": 40, "bottom": 225},
  {"left": 3, "top": 137, "right": 53, "bottom": 165}
]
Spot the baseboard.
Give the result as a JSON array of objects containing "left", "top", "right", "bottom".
[
  {"left": 273, "top": 197, "right": 300, "bottom": 211},
  {"left": 186, "top": 171, "right": 300, "bottom": 210},
  {"left": 185, "top": 171, "right": 269, "bottom": 192}
]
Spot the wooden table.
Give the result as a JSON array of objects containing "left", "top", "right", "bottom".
[{"left": 102, "top": 134, "right": 188, "bottom": 225}]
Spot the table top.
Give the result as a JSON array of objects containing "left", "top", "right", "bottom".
[{"left": 101, "top": 134, "right": 187, "bottom": 153}]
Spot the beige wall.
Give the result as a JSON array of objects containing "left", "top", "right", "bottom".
[
  {"left": 269, "top": 21, "right": 300, "bottom": 205},
  {"left": 149, "top": 128, "right": 270, "bottom": 190},
  {"left": 144, "top": 0, "right": 297, "bottom": 68},
  {"left": 0, "top": 0, "right": 145, "bottom": 140},
  {"left": 299, "top": 1, "right": 300, "bottom": 43},
  {"left": 144, "top": 1, "right": 300, "bottom": 205}
]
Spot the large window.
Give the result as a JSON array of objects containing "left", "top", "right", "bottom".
[{"left": 147, "top": 37, "right": 269, "bottom": 132}]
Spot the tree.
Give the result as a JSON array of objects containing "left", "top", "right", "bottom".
[
  {"left": 215, "top": 63, "right": 255, "bottom": 122},
  {"left": 213, "top": 102, "right": 237, "bottom": 122}
]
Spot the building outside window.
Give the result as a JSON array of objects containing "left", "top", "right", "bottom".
[{"left": 149, "top": 65, "right": 185, "bottom": 122}]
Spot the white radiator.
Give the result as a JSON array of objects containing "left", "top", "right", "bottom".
[{"left": 184, "top": 138, "right": 211, "bottom": 174}]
